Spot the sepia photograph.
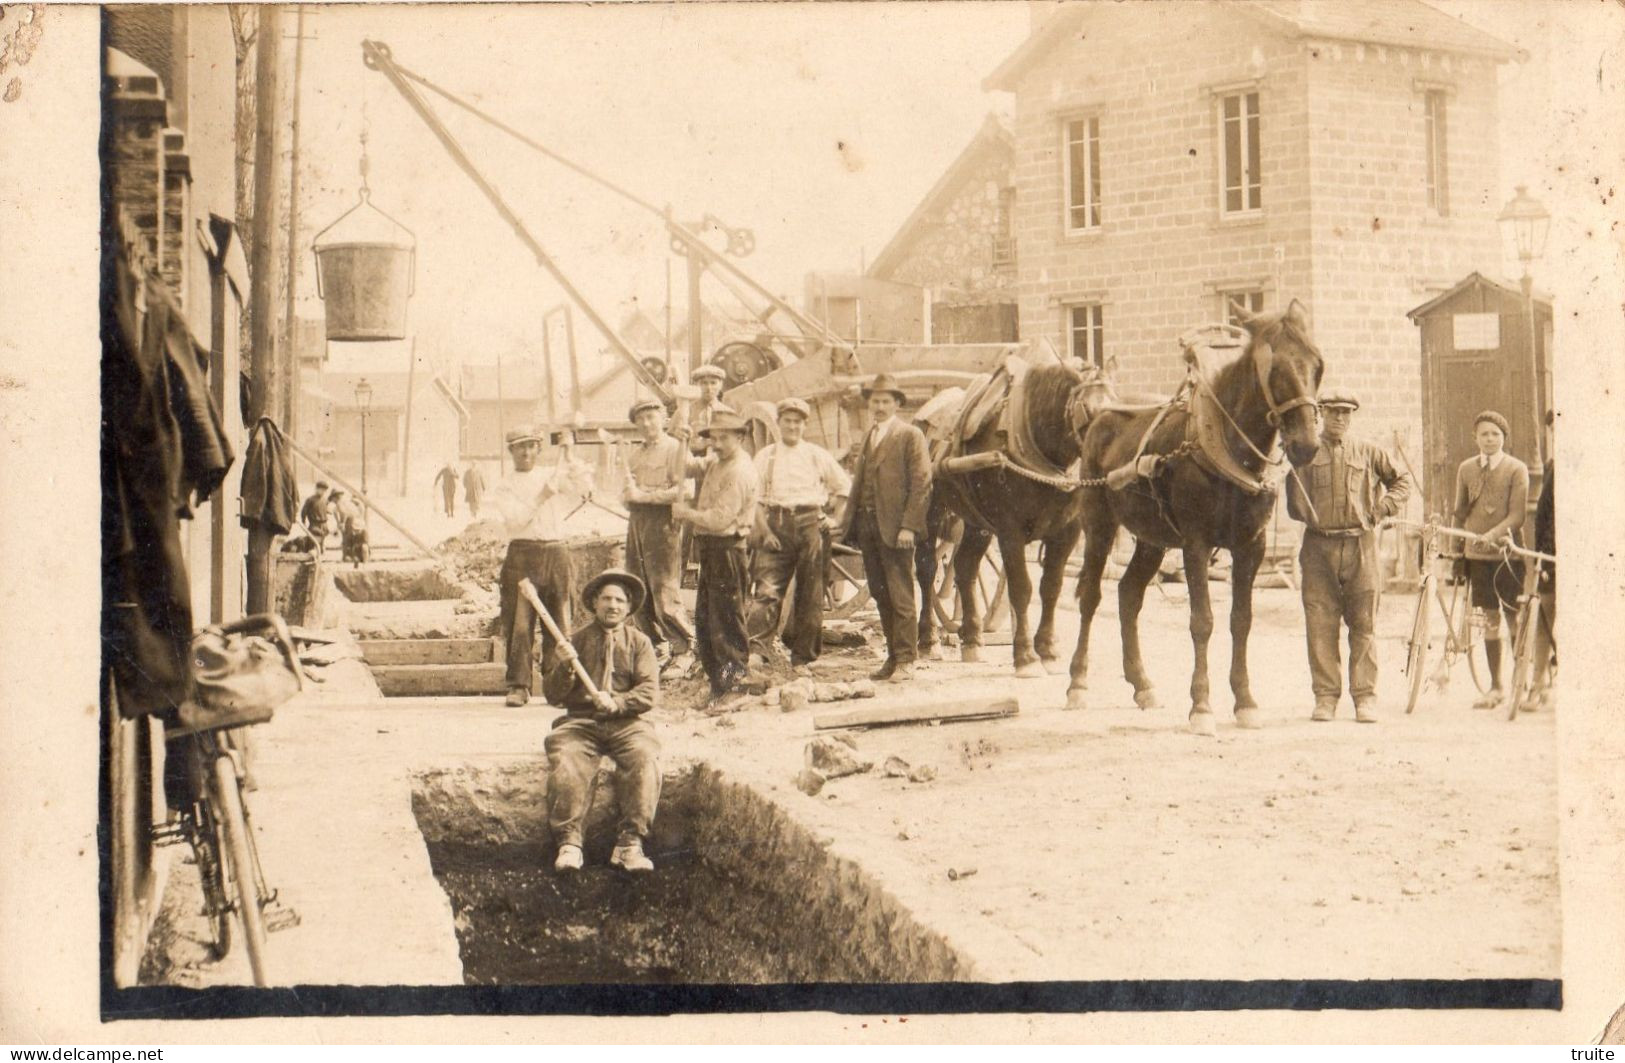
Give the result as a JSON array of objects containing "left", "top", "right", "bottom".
[{"left": 3, "top": 0, "right": 1624, "bottom": 1044}]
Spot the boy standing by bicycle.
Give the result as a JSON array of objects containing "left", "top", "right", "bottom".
[
  {"left": 1452, "top": 409, "right": 1530, "bottom": 709},
  {"left": 1286, "top": 388, "right": 1411, "bottom": 723}
]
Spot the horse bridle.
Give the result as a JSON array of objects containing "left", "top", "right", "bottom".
[{"left": 1250, "top": 336, "right": 1319, "bottom": 428}]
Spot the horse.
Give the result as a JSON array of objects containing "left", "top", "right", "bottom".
[
  {"left": 1066, "top": 301, "right": 1323, "bottom": 734},
  {"left": 933, "top": 358, "right": 1112, "bottom": 677}
]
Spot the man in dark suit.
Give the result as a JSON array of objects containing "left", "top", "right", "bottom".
[{"left": 840, "top": 373, "right": 932, "bottom": 682}]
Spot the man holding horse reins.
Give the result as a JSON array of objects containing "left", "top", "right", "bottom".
[{"left": 1285, "top": 387, "right": 1411, "bottom": 723}]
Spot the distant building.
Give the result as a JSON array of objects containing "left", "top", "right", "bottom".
[
  {"left": 319, "top": 369, "right": 467, "bottom": 495},
  {"left": 984, "top": 0, "right": 1520, "bottom": 446},
  {"left": 802, "top": 272, "right": 927, "bottom": 345},
  {"left": 866, "top": 113, "right": 1020, "bottom": 344},
  {"left": 459, "top": 362, "right": 547, "bottom": 458}
]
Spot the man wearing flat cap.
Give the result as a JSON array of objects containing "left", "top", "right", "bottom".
[
  {"left": 622, "top": 398, "right": 695, "bottom": 673},
  {"left": 748, "top": 396, "right": 852, "bottom": 672},
  {"left": 1452, "top": 408, "right": 1529, "bottom": 709},
  {"left": 1286, "top": 387, "right": 1411, "bottom": 723},
  {"left": 491, "top": 425, "right": 595, "bottom": 707},
  {"left": 673, "top": 410, "right": 759, "bottom": 707},
  {"left": 840, "top": 372, "right": 932, "bottom": 683},
  {"left": 678, "top": 364, "right": 736, "bottom": 455},
  {"left": 542, "top": 568, "right": 662, "bottom": 874}
]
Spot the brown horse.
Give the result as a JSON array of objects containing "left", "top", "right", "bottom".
[
  {"left": 934, "top": 359, "right": 1110, "bottom": 677},
  {"left": 1067, "top": 302, "right": 1323, "bottom": 733}
]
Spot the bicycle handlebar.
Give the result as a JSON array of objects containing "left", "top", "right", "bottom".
[{"left": 1379, "top": 518, "right": 1556, "bottom": 565}]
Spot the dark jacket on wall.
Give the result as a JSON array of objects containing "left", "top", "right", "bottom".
[{"left": 240, "top": 417, "right": 300, "bottom": 535}]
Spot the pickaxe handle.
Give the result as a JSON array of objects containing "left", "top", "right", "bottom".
[{"left": 519, "top": 578, "right": 602, "bottom": 698}]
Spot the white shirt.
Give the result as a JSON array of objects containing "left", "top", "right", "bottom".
[
  {"left": 754, "top": 440, "right": 851, "bottom": 508},
  {"left": 491, "top": 463, "right": 590, "bottom": 541},
  {"left": 1479, "top": 451, "right": 1505, "bottom": 472},
  {"left": 866, "top": 414, "right": 899, "bottom": 455}
]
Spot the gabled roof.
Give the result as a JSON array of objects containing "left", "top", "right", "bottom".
[
  {"left": 984, "top": 0, "right": 1519, "bottom": 92},
  {"left": 1405, "top": 271, "right": 1552, "bottom": 320},
  {"left": 867, "top": 113, "right": 1014, "bottom": 280}
]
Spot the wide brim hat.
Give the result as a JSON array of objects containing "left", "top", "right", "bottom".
[
  {"left": 581, "top": 568, "right": 646, "bottom": 614},
  {"left": 628, "top": 398, "right": 665, "bottom": 424},
  {"left": 505, "top": 425, "right": 544, "bottom": 448},
  {"left": 699, "top": 411, "right": 751, "bottom": 438},
  {"left": 1318, "top": 387, "right": 1360, "bottom": 411},
  {"left": 861, "top": 372, "right": 907, "bottom": 402},
  {"left": 691, "top": 365, "right": 727, "bottom": 383},
  {"left": 776, "top": 397, "right": 811, "bottom": 419}
]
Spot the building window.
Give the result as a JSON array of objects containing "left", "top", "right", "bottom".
[
  {"left": 1424, "top": 89, "right": 1449, "bottom": 216},
  {"left": 1222, "top": 289, "right": 1264, "bottom": 326},
  {"left": 1064, "top": 116, "right": 1101, "bottom": 232},
  {"left": 992, "top": 186, "right": 1016, "bottom": 267},
  {"left": 1218, "top": 90, "right": 1261, "bottom": 215},
  {"left": 1067, "top": 303, "right": 1104, "bottom": 365}
]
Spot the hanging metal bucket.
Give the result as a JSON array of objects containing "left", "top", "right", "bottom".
[{"left": 312, "top": 190, "right": 416, "bottom": 342}]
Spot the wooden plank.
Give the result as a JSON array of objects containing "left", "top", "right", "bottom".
[
  {"left": 813, "top": 696, "right": 1019, "bottom": 731},
  {"left": 361, "top": 638, "right": 496, "bottom": 666},
  {"left": 372, "top": 662, "right": 509, "bottom": 697}
]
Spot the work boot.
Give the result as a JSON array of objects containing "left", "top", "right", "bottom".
[
  {"left": 553, "top": 844, "right": 583, "bottom": 873},
  {"left": 1354, "top": 699, "right": 1378, "bottom": 724},
  {"left": 869, "top": 658, "right": 897, "bottom": 681},
  {"left": 610, "top": 838, "right": 654, "bottom": 873},
  {"left": 505, "top": 687, "right": 530, "bottom": 708},
  {"left": 887, "top": 661, "right": 916, "bottom": 683},
  {"left": 1311, "top": 700, "right": 1336, "bottom": 722}
]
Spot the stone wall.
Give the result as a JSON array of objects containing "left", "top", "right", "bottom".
[{"left": 885, "top": 145, "right": 1020, "bottom": 310}]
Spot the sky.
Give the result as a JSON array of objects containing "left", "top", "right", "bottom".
[{"left": 287, "top": 2, "right": 1030, "bottom": 378}]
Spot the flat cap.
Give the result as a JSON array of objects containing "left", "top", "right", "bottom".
[
  {"left": 1318, "top": 387, "right": 1360, "bottom": 410},
  {"left": 1473, "top": 409, "right": 1510, "bottom": 437},
  {"left": 776, "top": 397, "right": 811, "bottom": 419},
  {"left": 505, "top": 425, "right": 543, "bottom": 448},
  {"left": 628, "top": 398, "right": 665, "bottom": 423},
  {"left": 691, "top": 364, "right": 727, "bottom": 383}
]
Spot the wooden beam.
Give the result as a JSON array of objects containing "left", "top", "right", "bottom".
[{"left": 813, "top": 696, "right": 1019, "bottom": 731}]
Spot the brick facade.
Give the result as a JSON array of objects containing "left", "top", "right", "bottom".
[{"left": 992, "top": 3, "right": 1510, "bottom": 448}]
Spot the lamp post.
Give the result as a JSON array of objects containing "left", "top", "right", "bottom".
[
  {"left": 1497, "top": 185, "right": 1550, "bottom": 467},
  {"left": 355, "top": 376, "right": 374, "bottom": 530}
]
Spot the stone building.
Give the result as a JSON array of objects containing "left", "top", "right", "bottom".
[
  {"left": 984, "top": 0, "right": 1521, "bottom": 447},
  {"left": 867, "top": 113, "right": 1020, "bottom": 344}
]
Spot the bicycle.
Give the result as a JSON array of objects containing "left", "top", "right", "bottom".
[
  {"left": 153, "top": 615, "right": 303, "bottom": 986},
  {"left": 1504, "top": 546, "right": 1556, "bottom": 721}
]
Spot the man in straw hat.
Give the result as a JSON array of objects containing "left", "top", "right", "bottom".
[
  {"left": 491, "top": 425, "right": 594, "bottom": 708},
  {"left": 542, "top": 568, "right": 661, "bottom": 873},
  {"left": 673, "top": 410, "right": 759, "bottom": 708},
  {"left": 839, "top": 372, "right": 932, "bottom": 683},
  {"left": 1452, "top": 408, "right": 1529, "bottom": 709},
  {"left": 1285, "top": 387, "right": 1411, "bottom": 723},
  {"left": 748, "top": 396, "right": 851, "bottom": 673},
  {"left": 623, "top": 397, "right": 695, "bottom": 673}
]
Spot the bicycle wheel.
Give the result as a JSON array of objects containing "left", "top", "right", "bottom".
[
  {"left": 1506, "top": 596, "right": 1540, "bottom": 721},
  {"left": 1442, "top": 579, "right": 1489, "bottom": 694},
  {"left": 211, "top": 754, "right": 271, "bottom": 987},
  {"left": 194, "top": 799, "right": 234, "bottom": 960},
  {"left": 1404, "top": 577, "right": 1433, "bottom": 715}
]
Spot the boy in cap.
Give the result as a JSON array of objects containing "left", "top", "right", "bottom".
[
  {"left": 491, "top": 425, "right": 594, "bottom": 707},
  {"left": 748, "top": 396, "right": 851, "bottom": 672},
  {"left": 542, "top": 568, "right": 661, "bottom": 873},
  {"left": 839, "top": 373, "right": 932, "bottom": 682},
  {"left": 1286, "top": 387, "right": 1411, "bottom": 722},
  {"left": 1452, "top": 409, "right": 1529, "bottom": 708},
  {"left": 623, "top": 398, "right": 696, "bottom": 672},
  {"left": 673, "top": 411, "right": 759, "bottom": 707}
]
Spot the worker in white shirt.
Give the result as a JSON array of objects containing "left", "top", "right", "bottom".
[
  {"left": 747, "top": 397, "right": 850, "bottom": 672},
  {"left": 491, "top": 425, "right": 594, "bottom": 707}
]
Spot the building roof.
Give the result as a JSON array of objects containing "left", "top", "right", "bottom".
[
  {"left": 459, "top": 363, "right": 546, "bottom": 402},
  {"left": 320, "top": 370, "right": 464, "bottom": 413},
  {"left": 1405, "top": 271, "right": 1553, "bottom": 320},
  {"left": 867, "top": 114, "right": 1014, "bottom": 281},
  {"left": 984, "top": 0, "right": 1520, "bottom": 91}
]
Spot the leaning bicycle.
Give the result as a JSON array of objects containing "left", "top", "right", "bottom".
[
  {"left": 1399, "top": 521, "right": 1487, "bottom": 714},
  {"left": 153, "top": 614, "right": 303, "bottom": 986}
]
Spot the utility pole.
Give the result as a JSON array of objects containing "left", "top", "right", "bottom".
[
  {"left": 248, "top": 4, "right": 283, "bottom": 427},
  {"left": 281, "top": 3, "right": 312, "bottom": 441}
]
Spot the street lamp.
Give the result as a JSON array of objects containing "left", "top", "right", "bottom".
[
  {"left": 1497, "top": 185, "right": 1551, "bottom": 466},
  {"left": 355, "top": 377, "right": 374, "bottom": 528}
]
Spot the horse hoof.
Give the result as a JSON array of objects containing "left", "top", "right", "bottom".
[
  {"left": 1042, "top": 657, "right": 1067, "bottom": 675},
  {"left": 1015, "top": 660, "right": 1047, "bottom": 679},
  {"left": 1234, "top": 707, "right": 1262, "bottom": 730},
  {"left": 960, "top": 645, "right": 982, "bottom": 664},
  {"left": 1188, "top": 712, "right": 1217, "bottom": 737},
  {"left": 1065, "top": 689, "right": 1087, "bottom": 711},
  {"left": 1134, "top": 689, "right": 1160, "bottom": 710}
]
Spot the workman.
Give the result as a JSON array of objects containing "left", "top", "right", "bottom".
[
  {"left": 622, "top": 398, "right": 696, "bottom": 674},
  {"left": 491, "top": 425, "right": 594, "bottom": 708},
  {"left": 748, "top": 397, "right": 850, "bottom": 673},
  {"left": 433, "top": 461, "right": 460, "bottom": 518},
  {"left": 542, "top": 568, "right": 661, "bottom": 874},
  {"left": 676, "top": 364, "right": 736, "bottom": 455},
  {"left": 839, "top": 372, "right": 932, "bottom": 683},
  {"left": 673, "top": 411, "right": 758, "bottom": 709},
  {"left": 463, "top": 462, "right": 486, "bottom": 518},
  {"left": 1452, "top": 409, "right": 1529, "bottom": 709},
  {"left": 1285, "top": 387, "right": 1411, "bottom": 723},
  {"left": 298, "top": 481, "right": 333, "bottom": 549}
]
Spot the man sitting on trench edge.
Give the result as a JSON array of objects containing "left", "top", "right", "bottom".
[{"left": 542, "top": 568, "right": 662, "bottom": 874}]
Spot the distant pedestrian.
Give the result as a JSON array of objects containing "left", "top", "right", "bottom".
[
  {"left": 433, "top": 461, "right": 460, "bottom": 517},
  {"left": 1453, "top": 409, "right": 1529, "bottom": 709},
  {"left": 1285, "top": 388, "right": 1411, "bottom": 723},
  {"left": 463, "top": 462, "right": 486, "bottom": 518},
  {"left": 622, "top": 398, "right": 696, "bottom": 672},
  {"left": 331, "top": 489, "right": 370, "bottom": 565},
  {"left": 298, "top": 480, "right": 333, "bottom": 550},
  {"left": 839, "top": 373, "right": 931, "bottom": 683},
  {"left": 748, "top": 397, "right": 850, "bottom": 672},
  {"left": 673, "top": 411, "right": 758, "bottom": 708}
]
